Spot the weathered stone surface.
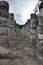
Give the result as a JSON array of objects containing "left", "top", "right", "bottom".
[
  {"left": 38, "top": 34, "right": 43, "bottom": 39},
  {"left": 0, "top": 47, "right": 43, "bottom": 65},
  {"left": 9, "top": 13, "right": 14, "bottom": 21},
  {"left": 0, "top": 58, "right": 39, "bottom": 65},
  {"left": 0, "top": 46, "right": 10, "bottom": 54},
  {"left": 0, "top": 35, "right": 9, "bottom": 47},
  {"left": 0, "top": 17, "right": 10, "bottom": 48},
  {"left": 0, "top": 1, "right": 9, "bottom": 18},
  {"left": 37, "top": 25, "right": 43, "bottom": 34},
  {"left": 0, "top": 27, "right": 8, "bottom": 35},
  {"left": 0, "top": 1, "right": 43, "bottom": 65}
]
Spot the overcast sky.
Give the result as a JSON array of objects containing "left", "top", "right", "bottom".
[{"left": 3, "top": 0, "right": 38, "bottom": 25}]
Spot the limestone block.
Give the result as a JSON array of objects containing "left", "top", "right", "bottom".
[
  {"left": 38, "top": 41, "right": 43, "bottom": 60},
  {"left": 9, "top": 13, "right": 14, "bottom": 21},
  {"left": 30, "top": 19, "right": 37, "bottom": 28},
  {"left": 26, "top": 19, "right": 30, "bottom": 26},
  {"left": 0, "top": 17, "right": 9, "bottom": 27},
  {"left": 30, "top": 35, "right": 36, "bottom": 39},
  {"left": 0, "top": 35, "right": 9, "bottom": 48},
  {"left": 38, "top": 34, "right": 43, "bottom": 39},
  {"left": 38, "top": 48, "right": 43, "bottom": 57},
  {"left": 9, "top": 20, "right": 14, "bottom": 25},
  {"left": 8, "top": 27, "right": 14, "bottom": 41},
  {"left": 21, "top": 27, "right": 30, "bottom": 35},
  {"left": 25, "top": 21, "right": 30, "bottom": 27},
  {"left": 37, "top": 26, "right": 43, "bottom": 34},
  {"left": 30, "top": 35, "right": 37, "bottom": 45},
  {"left": 39, "top": 8, "right": 43, "bottom": 16},
  {"left": 38, "top": 16, "right": 43, "bottom": 25},
  {"left": 30, "top": 29, "right": 36, "bottom": 34},
  {"left": 0, "top": 27, "right": 8, "bottom": 36},
  {"left": 39, "top": 41, "right": 43, "bottom": 48}
]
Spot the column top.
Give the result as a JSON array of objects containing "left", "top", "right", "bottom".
[
  {"left": 30, "top": 13, "right": 37, "bottom": 19},
  {"left": 0, "top": 1, "right": 9, "bottom": 10},
  {"left": 39, "top": 2, "right": 43, "bottom": 10}
]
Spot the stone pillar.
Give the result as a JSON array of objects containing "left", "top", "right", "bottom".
[
  {"left": 26, "top": 19, "right": 30, "bottom": 41},
  {"left": 30, "top": 13, "right": 38, "bottom": 48},
  {"left": 8, "top": 13, "right": 15, "bottom": 50},
  {"left": 37, "top": 16, "right": 43, "bottom": 59},
  {"left": 37, "top": 2, "right": 43, "bottom": 59},
  {"left": 21, "top": 19, "right": 30, "bottom": 42},
  {"left": 0, "top": 17, "right": 9, "bottom": 48},
  {"left": 9, "top": 13, "right": 14, "bottom": 21},
  {"left": 0, "top": 1, "right": 9, "bottom": 18},
  {"left": 39, "top": 2, "right": 43, "bottom": 16}
]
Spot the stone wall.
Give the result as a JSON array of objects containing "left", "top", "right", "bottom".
[
  {"left": 0, "top": 16, "right": 9, "bottom": 48},
  {"left": 30, "top": 14, "right": 38, "bottom": 48},
  {"left": 0, "top": 1, "right": 43, "bottom": 65}
]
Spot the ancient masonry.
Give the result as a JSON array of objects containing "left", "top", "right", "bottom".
[
  {"left": 21, "top": 2, "right": 43, "bottom": 58},
  {"left": 0, "top": 1, "right": 43, "bottom": 64}
]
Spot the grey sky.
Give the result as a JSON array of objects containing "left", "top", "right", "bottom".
[{"left": 1, "top": 0, "right": 38, "bottom": 25}]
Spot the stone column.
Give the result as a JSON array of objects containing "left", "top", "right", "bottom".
[
  {"left": 37, "top": 2, "right": 43, "bottom": 60},
  {"left": 25, "top": 19, "right": 30, "bottom": 42},
  {"left": 23, "top": 19, "right": 31, "bottom": 47},
  {"left": 0, "top": 17, "right": 9, "bottom": 48},
  {"left": 37, "top": 16, "right": 43, "bottom": 59},
  {"left": 8, "top": 13, "right": 15, "bottom": 50},
  {"left": 0, "top": 1, "right": 9, "bottom": 18},
  {"left": 30, "top": 13, "right": 38, "bottom": 48},
  {"left": 39, "top": 2, "right": 43, "bottom": 16},
  {"left": 9, "top": 13, "right": 14, "bottom": 21}
]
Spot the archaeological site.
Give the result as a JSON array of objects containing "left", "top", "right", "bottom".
[{"left": 0, "top": 0, "right": 43, "bottom": 65}]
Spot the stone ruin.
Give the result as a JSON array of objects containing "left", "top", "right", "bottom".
[{"left": 0, "top": 1, "right": 43, "bottom": 65}]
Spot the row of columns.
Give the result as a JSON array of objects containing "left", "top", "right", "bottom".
[
  {"left": 30, "top": 14, "right": 38, "bottom": 48},
  {"left": 29, "top": 7, "right": 43, "bottom": 59},
  {"left": 27, "top": 13, "right": 43, "bottom": 59}
]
